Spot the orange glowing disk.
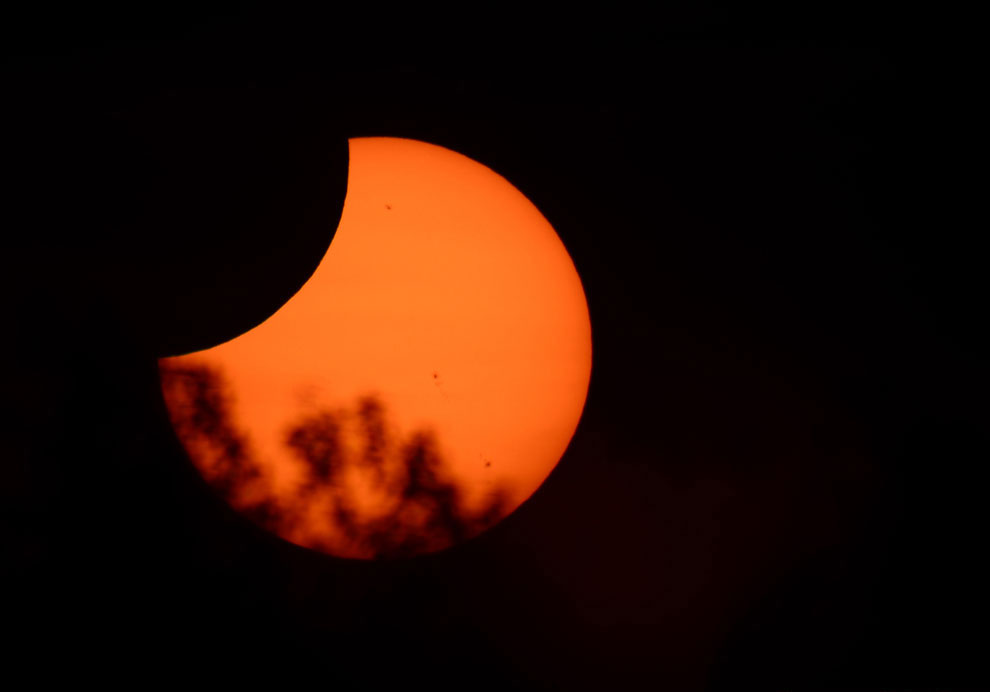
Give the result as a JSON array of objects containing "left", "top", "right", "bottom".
[{"left": 159, "top": 137, "right": 592, "bottom": 559}]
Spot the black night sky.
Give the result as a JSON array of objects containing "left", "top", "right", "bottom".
[{"left": 3, "top": 6, "right": 982, "bottom": 689}]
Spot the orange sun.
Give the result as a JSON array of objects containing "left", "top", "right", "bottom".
[{"left": 159, "top": 137, "right": 592, "bottom": 559}]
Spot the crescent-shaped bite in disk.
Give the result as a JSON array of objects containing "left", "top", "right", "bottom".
[{"left": 160, "top": 137, "right": 592, "bottom": 559}]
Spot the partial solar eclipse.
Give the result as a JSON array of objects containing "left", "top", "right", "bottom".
[{"left": 159, "top": 137, "right": 592, "bottom": 559}]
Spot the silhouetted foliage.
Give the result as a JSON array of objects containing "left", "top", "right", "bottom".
[
  {"left": 158, "top": 362, "right": 274, "bottom": 529},
  {"left": 357, "top": 396, "right": 388, "bottom": 483},
  {"left": 159, "top": 361, "right": 510, "bottom": 558},
  {"left": 286, "top": 411, "right": 343, "bottom": 488}
]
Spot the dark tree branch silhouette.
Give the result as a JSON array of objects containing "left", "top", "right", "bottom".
[{"left": 160, "top": 361, "right": 510, "bottom": 558}]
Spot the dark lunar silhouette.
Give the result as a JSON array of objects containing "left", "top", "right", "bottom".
[{"left": 159, "top": 361, "right": 510, "bottom": 558}]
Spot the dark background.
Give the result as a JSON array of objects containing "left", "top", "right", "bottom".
[{"left": 2, "top": 5, "right": 982, "bottom": 689}]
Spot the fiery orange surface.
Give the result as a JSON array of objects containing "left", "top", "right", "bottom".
[{"left": 159, "top": 137, "right": 592, "bottom": 559}]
